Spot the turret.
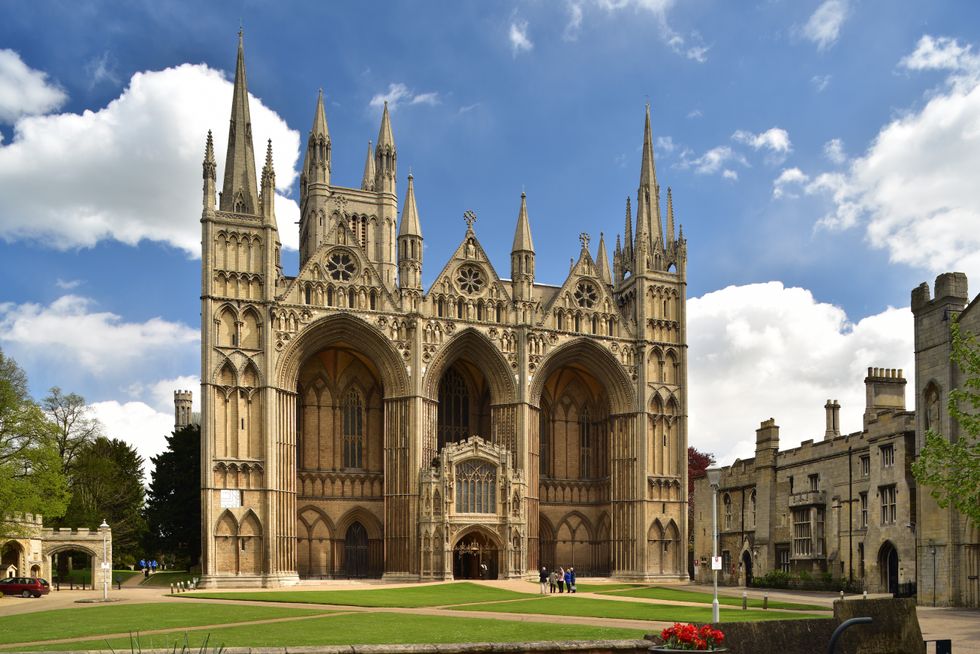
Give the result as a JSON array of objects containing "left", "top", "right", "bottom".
[
  {"left": 374, "top": 102, "right": 397, "bottom": 195},
  {"left": 398, "top": 173, "right": 423, "bottom": 301},
  {"left": 622, "top": 197, "right": 633, "bottom": 275},
  {"left": 203, "top": 130, "right": 216, "bottom": 212},
  {"left": 301, "top": 89, "right": 331, "bottom": 193},
  {"left": 361, "top": 140, "right": 375, "bottom": 191},
  {"left": 596, "top": 233, "right": 611, "bottom": 284},
  {"left": 299, "top": 91, "right": 333, "bottom": 266},
  {"left": 174, "top": 390, "right": 193, "bottom": 430},
  {"left": 219, "top": 31, "right": 259, "bottom": 215},
  {"left": 510, "top": 192, "right": 535, "bottom": 303},
  {"left": 260, "top": 139, "right": 276, "bottom": 224}
]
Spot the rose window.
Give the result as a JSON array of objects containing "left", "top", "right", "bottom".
[
  {"left": 327, "top": 250, "right": 357, "bottom": 281},
  {"left": 456, "top": 265, "right": 485, "bottom": 295},
  {"left": 574, "top": 281, "right": 598, "bottom": 308}
]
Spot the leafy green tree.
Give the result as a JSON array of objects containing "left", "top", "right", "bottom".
[
  {"left": 0, "top": 349, "right": 69, "bottom": 536},
  {"left": 63, "top": 437, "right": 147, "bottom": 565},
  {"left": 912, "top": 319, "right": 980, "bottom": 525},
  {"left": 43, "top": 386, "right": 101, "bottom": 474},
  {"left": 145, "top": 424, "right": 201, "bottom": 568}
]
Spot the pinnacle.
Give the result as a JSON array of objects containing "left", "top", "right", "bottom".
[
  {"left": 512, "top": 191, "right": 534, "bottom": 253},
  {"left": 399, "top": 172, "right": 421, "bottom": 238}
]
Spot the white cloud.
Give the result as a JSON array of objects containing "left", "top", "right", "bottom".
[
  {"left": 679, "top": 145, "right": 747, "bottom": 176},
  {"left": 811, "top": 74, "right": 832, "bottom": 92},
  {"left": 823, "top": 138, "right": 846, "bottom": 164},
  {"left": 89, "top": 400, "right": 175, "bottom": 477},
  {"left": 369, "top": 83, "right": 441, "bottom": 111},
  {"left": 0, "top": 63, "right": 301, "bottom": 255},
  {"left": 732, "top": 127, "right": 792, "bottom": 154},
  {"left": 0, "top": 49, "right": 67, "bottom": 123},
  {"left": 722, "top": 169, "right": 738, "bottom": 181},
  {"left": 510, "top": 20, "right": 534, "bottom": 55},
  {"left": 687, "top": 109, "right": 703, "bottom": 119},
  {"left": 772, "top": 167, "right": 809, "bottom": 198},
  {"left": 85, "top": 51, "right": 120, "bottom": 89},
  {"left": 808, "top": 34, "right": 980, "bottom": 280},
  {"left": 595, "top": 0, "right": 707, "bottom": 62},
  {"left": 803, "top": 0, "right": 849, "bottom": 51},
  {"left": 656, "top": 135, "right": 676, "bottom": 153},
  {"left": 55, "top": 278, "right": 82, "bottom": 290},
  {"left": 688, "top": 282, "right": 913, "bottom": 464},
  {"left": 0, "top": 294, "right": 197, "bottom": 376},
  {"left": 564, "top": 2, "right": 584, "bottom": 41}
]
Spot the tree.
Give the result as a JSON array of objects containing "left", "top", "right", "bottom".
[
  {"left": 145, "top": 424, "right": 201, "bottom": 568},
  {"left": 42, "top": 386, "right": 101, "bottom": 474},
  {"left": 912, "top": 319, "right": 980, "bottom": 524},
  {"left": 62, "top": 437, "right": 147, "bottom": 565},
  {"left": 688, "top": 445, "right": 716, "bottom": 548},
  {"left": 0, "top": 349, "right": 69, "bottom": 537}
]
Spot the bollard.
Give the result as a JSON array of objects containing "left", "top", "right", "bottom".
[
  {"left": 763, "top": 593, "right": 768, "bottom": 610},
  {"left": 863, "top": 590, "right": 867, "bottom": 600},
  {"left": 170, "top": 583, "right": 175, "bottom": 594},
  {"left": 742, "top": 591, "right": 747, "bottom": 610},
  {"left": 840, "top": 590, "right": 844, "bottom": 601}
]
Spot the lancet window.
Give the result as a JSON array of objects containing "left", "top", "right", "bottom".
[
  {"left": 579, "top": 407, "right": 593, "bottom": 478},
  {"left": 438, "top": 369, "right": 469, "bottom": 450},
  {"left": 342, "top": 388, "right": 364, "bottom": 468}
]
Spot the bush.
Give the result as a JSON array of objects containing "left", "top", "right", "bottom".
[{"left": 751, "top": 569, "right": 862, "bottom": 593}]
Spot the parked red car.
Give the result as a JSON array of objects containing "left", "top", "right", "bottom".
[{"left": 0, "top": 577, "right": 50, "bottom": 598}]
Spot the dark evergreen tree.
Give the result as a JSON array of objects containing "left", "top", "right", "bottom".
[{"left": 145, "top": 425, "right": 201, "bottom": 568}]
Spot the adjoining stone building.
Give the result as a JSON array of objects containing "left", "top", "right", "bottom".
[
  {"left": 1, "top": 513, "right": 112, "bottom": 588},
  {"left": 692, "top": 272, "right": 980, "bottom": 607},
  {"left": 692, "top": 370, "right": 917, "bottom": 594},
  {"left": 912, "top": 272, "right": 980, "bottom": 607},
  {"left": 199, "top": 34, "right": 691, "bottom": 587}
]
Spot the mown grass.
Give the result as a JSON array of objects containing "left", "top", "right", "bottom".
[
  {"left": 0, "top": 602, "right": 327, "bottom": 647},
  {"left": 608, "top": 587, "right": 827, "bottom": 611},
  {"left": 9, "top": 612, "right": 648, "bottom": 651},
  {"left": 451, "top": 596, "right": 825, "bottom": 623},
  {"left": 140, "top": 570, "right": 196, "bottom": 587},
  {"left": 185, "top": 581, "right": 532, "bottom": 607},
  {"left": 53, "top": 569, "right": 142, "bottom": 585}
]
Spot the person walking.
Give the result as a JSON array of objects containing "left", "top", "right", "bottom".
[
  {"left": 548, "top": 568, "right": 557, "bottom": 593},
  {"left": 557, "top": 566, "right": 565, "bottom": 593},
  {"left": 569, "top": 567, "right": 577, "bottom": 593},
  {"left": 539, "top": 567, "right": 548, "bottom": 594},
  {"left": 563, "top": 567, "right": 572, "bottom": 594}
]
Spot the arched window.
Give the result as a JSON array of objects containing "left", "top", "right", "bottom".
[
  {"left": 437, "top": 368, "right": 469, "bottom": 450},
  {"left": 539, "top": 407, "right": 551, "bottom": 478},
  {"left": 750, "top": 489, "right": 757, "bottom": 528},
  {"left": 370, "top": 290, "right": 377, "bottom": 310},
  {"left": 456, "top": 299, "right": 464, "bottom": 319},
  {"left": 342, "top": 389, "right": 364, "bottom": 468},
  {"left": 455, "top": 460, "right": 496, "bottom": 513},
  {"left": 579, "top": 406, "right": 593, "bottom": 479},
  {"left": 723, "top": 493, "right": 733, "bottom": 530}
]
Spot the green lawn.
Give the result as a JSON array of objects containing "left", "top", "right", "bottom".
[
  {"left": 140, "top": 570, "right": 196, "bottom": 587},
  {"left": 53, "top": 569, "right": 141, "bottom": 585},
  {"left": 185, "top": 582, "right": 532, "bottom": 607},
  {"left": 451, "top": 596, "right": 825, "bottom": 623},
  {"left": 12, "top": 612, "right": 648, "bottom": 652},
  {"left": 608, "top": 587, "right": 827, "bottom": 611},
  {"left": 0, "top": 602, "right": 327, "bottom": 647}
]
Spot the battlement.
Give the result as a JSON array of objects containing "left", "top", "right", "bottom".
[
  {"left": 3, "top": 512, "right": 44, "bottom": 525},
  {"left": 174, "top": 389, "right": 193, "bottom": 401},
  {"left": 866, "top": 367, "right": 905, "bottom": 381},
  {"left": 912, "top": 272, "right": 969, "bottom": 313}
]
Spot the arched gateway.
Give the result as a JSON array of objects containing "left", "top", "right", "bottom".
[{"left": 199, "top": 33, "right": 690, "bottom": 587}]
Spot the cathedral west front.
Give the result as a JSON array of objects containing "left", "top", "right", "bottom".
[{"left": 200, "top": 34, "right": 690, "bottom": 587}]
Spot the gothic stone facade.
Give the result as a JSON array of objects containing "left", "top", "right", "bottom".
[
  {"left": 692, "top": 371, "right": 917, "bottom": 594},
  {"left": 912, "top": 272, "right": 980, "bottom": 607},
  {"left": 1, "top": 513, "right": 113, "bottom": 588},
  {"left": 200, "top": 35, "right": 689, "bottom": 587}
]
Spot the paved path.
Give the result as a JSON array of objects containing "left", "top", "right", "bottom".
[{"left": 0, "top": 579, "right": 976, "bottom": 652}]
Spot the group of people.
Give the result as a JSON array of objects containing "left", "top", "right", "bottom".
[{"left": 538, "top": 566, "right": 576, "bottom": 594}]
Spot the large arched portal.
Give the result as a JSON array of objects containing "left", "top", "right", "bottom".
[{"left": 453, "top": 529, "right": 500, "bottom": 580}]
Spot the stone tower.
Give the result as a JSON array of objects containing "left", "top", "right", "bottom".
[
  {"left": 174, "top": 390, "right": 193, "bottom": 430},
  {"left": 200, "top": 36, "right": 689, "bottom": 587}
]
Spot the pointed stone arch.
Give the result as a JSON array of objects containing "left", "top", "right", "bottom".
[
  {"left": 240, "top": 306, "right": 262, "bottom": 349},
  {"left": 530, "top": 338, "right": 634, "bottom": 415},
  {"left": 422, "top": 328, "right": 516, "bottom": 404}
]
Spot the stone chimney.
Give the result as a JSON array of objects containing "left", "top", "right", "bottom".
[
  {"left": 863, "top": 368, "right": 906, "bottom": 428},
  {"left": 824, "top": 399, "right": 841, "bottom": 440}
]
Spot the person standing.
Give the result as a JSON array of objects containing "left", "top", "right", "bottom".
[
  {"left": 557, "top": 566, "right": 565, "bottom": 593},
  {"left": 569, "top": 567, "right": 577, "bottom": 593},
  {"left": 564, "top": 567, "right": 572, "bottom": 594},
  {"left": 538, "top": 567, "right": 548, "bottom": 594},
  {"left": 548, "top": 568, "right": 557, "bottom": 593}
]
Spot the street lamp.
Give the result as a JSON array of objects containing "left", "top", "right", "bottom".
[
  {"left": 99, "top": 519, "right": 109, "bottom": 601},
  {"left": 706, "top": 467, "right": 721, "bottom": 624}
]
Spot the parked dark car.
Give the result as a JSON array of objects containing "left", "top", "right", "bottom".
[{"left": 0, "top": 577, "right": 50, "bottom": 598}]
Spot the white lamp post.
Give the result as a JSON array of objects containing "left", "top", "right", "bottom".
[
  {"left": 99, "top": 519, "right": 109, "bottom": 601},
  {"left": 706, "top": 468, "right": 721, "bottom": 624}
]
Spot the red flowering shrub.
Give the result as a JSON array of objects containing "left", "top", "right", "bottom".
[{"left": 658, "top": 623, "right": 726, "bottom": 651}]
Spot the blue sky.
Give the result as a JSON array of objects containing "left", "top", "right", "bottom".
[{"left": 1, "top": 1, "right": 979, "bottom": 470}]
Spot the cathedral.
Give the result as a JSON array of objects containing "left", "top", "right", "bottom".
[{"left": 200, "top": 33, "right": 690, "bottom": 587}]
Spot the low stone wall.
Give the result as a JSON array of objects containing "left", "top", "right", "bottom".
[{"left": 42, "top": 641, "right": 652, "bottom": 654}]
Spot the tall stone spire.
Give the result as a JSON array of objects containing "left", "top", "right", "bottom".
[
  {"left": 301, "top": 89, "right": 331, "bottom": 192},
  {"left": 361, "top": 140, "right": 375, "bottom": 191},
  {"left": 220, "top": 30, "right": 259, "bottom": 214},
  {"left": 260, "top": 139, "right": 276, "bottom": 223},
  {"left": 596, "top": 233, "right": 612, "bottom": 284},
  {"left": 510, "top": 191, "right": 536, "bottom": 303},
  {"left": 398, "top": 172, "right": 421, "bottom": 238},
  {"left": 623, "top": 196, "right": 633, "bottom": 272},
  {"left": 636, "top": 104, "right": 664, "bottom": 261},
  {"left": 398, "top": 173, "right": 423, "bottom": 298},
  {"left": 374, "top": 102, "right": 397, "bottom": 194},
  {"left": 666, "top": 186, "right": 675, "bottom": 245}
]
